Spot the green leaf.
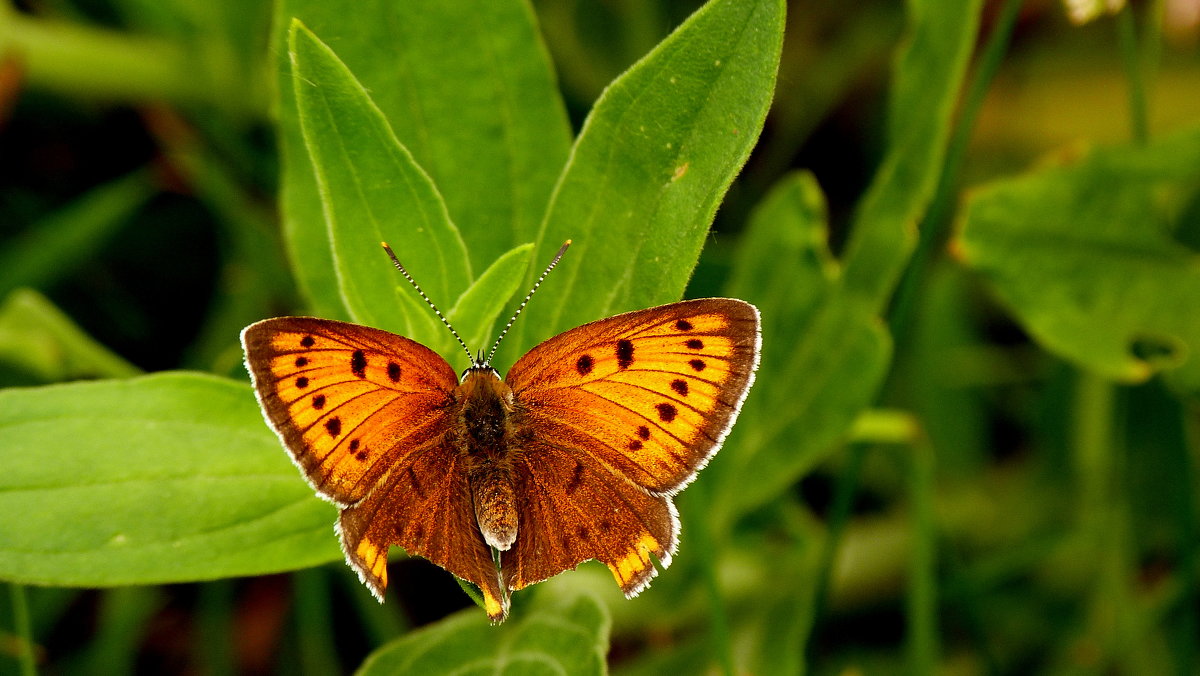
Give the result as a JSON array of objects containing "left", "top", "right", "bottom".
[
  {"left": 714, "top": 172, "right": 890, "bottom": 521},
  {"left": 506, "top": 0, "right": 785, "bottom": 366},
  {"left": 289, "top": 21, "right": 471, "bottom": 356},
  {"left": 956, "top": 125, "right": 1200, "bottom": 394},
  {"left": 0, "top": 373, "right": 339, "bottom": 586},
  {"left": 447, "top": 243, "right": 536, "bottom": 362},
  {"left": 0, "top": 170, "right": 154, "bottom": 299},
  {"left": 273, "top": 0, "right": 570, "bottom": 314},
  {"left": 840, "top": 0, "right": 981, "bottom": 309},
  {"left": 0, "top": 289, "right": 141, "bottom": 386},
  {"left": 357, "top": 591, "right": 609, "bottom": 675}
]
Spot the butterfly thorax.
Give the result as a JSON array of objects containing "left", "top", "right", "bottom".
[{"left": 454, "top": 366, "right": 520, "bottom": 552}]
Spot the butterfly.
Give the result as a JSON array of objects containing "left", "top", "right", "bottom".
[{"left": 240, "top": 241, "right": 760, "bottom": 622}]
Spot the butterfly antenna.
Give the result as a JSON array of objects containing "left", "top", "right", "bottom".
[
  {"left": 485, "top": 240, "right": 571, "bottom": 365},
  {"left": 381, "top": 242, "right": 474, "bottom": 364}
]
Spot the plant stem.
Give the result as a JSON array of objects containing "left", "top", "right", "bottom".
[
  {"left": 0, "top": 5, "right": 262, "bottom": 114},
  {"left": 689, "top": 481, "right": 735, "bottom": 676},
  {"left": 1116, "top": 4, "right": 1149, "bottom": 144},
  {"left": 907, "top": 438, "right": 937, "bottom": 674},
  {"left": 8, "top": 583, "right": 35, "bottom": 676},
  {"left": 805, "top": 444, "right": 866, "bottom": 663}
]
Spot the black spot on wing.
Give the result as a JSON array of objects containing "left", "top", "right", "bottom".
[
  {"left": 616, "top": 339, "right": 634, "bottom": 369},
  {"left": 351, "top": 350, "right": 367, "bottom": 378}
]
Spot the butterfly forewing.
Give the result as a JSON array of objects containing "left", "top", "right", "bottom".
[
  {"left": 241, "top": 317, "right": 459, "bottom": 506},
  {"left": 507, "top": 298, "right": 760, "bottom": 494}
]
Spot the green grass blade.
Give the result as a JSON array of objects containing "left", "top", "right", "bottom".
[
  {"left": 840, "top": 0, "right": 981, "bottom": 309},
  {"left": 0, "top": 170, "right": 154, "bottom": 299}
]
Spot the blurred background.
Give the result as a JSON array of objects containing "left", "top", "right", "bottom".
[{"left": 2, "top": 0, "right": 1200, "bottom": 673}]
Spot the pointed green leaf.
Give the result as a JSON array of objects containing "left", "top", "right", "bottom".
[
  {"left": 274, "top": 0, "right": 571, "bottom": 313},
  {"left": 289, "top": 21, "right": 470, "bottom": 353},
  {"left": 507, "top": 0, "right": 784, "bottom": 365},
  {"left": 357, "top": 591, "right": 608, "bottom": 675},
  {"left": 714, "top": 172, "right": 890, "bottom": 521},
  {"left": 957, "top": 126, "right": 1200, "bottom": 395},
  {"left": 447, "top": 243, "right": 535, "bottom": 362},
  {"left": 0, "top": 373, "right": 338, "bottom": 586}
]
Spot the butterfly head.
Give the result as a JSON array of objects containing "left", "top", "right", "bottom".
[
  {"left": 460, "top": 353, "right": 500, "bottom": 383},
  {"left": 382, "top": 239, "right": 571, "bottom": 386}
]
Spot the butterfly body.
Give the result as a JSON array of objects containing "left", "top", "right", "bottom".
[
  {"left": 455, "top": 366, "right": 521, "bottom": 551},
  {"left": 242, "top": 297, "right": 759, "bottom": 622}
]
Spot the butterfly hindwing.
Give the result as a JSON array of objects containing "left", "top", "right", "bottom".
[
  {"left": 337, "top": 444, "right": 508, "bottom": 621},
  {"left": 500, "top": 439, "right": 676, "bottom": 596},
  {"left": 241, "top": 317, "right": 459, "bottom": 506}
]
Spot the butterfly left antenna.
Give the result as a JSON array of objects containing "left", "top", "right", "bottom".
[
  {"left": 381, "top": 242, "right": 475, "bottom": 364},
  {"left": 484, "top": 240, "right": 571, "bottom": 366}
]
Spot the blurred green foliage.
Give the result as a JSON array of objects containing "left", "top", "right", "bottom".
[{"left": 2, "top": 0, "right": 1199, "bottom": 673}]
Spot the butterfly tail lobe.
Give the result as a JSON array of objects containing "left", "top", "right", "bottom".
[{"left": 335, "top": 516, "right": 389, "bottom": 602}]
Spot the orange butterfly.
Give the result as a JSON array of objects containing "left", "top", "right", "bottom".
[{"left": 241, "top": 242, "right": 760, "bottom": 622}]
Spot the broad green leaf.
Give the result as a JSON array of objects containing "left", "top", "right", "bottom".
[
  {"left": 956, "top": 126, "right": 1200, "bottom": 395},
  {"left": 274, "top": 9, "right": 346, "bottom": 322},
  {"left": 506, "top": 0, "right": 784, "bottom": 366},
  {"left": 0, "top": 289, "right": 141, "bottom": 386},
  {"left": 714, "top": 172, "right": 890, "bottom": 521},
  {"left": 707, "top": 0, "right": 979, "bottom": 520},
  {"left": 357, "top": 591, "right": 608, "bottom": 675},
  {"left": 289, "top": 21, "right": 471, "bottom": 356},
  {"left": 447, "top": 243, "right": 535, "bottom": 363},
  {"left": 0, "top": 373, "right": 338, "bottom": 586},
  {"left": 840, "top": 0, "right": 981, "bottom": 309},
  {"left": 273, "top": 0, "right": 570, "bottom": 313},
  {"left": 0, "top": 170, "right": 154, "bottom": 299}
]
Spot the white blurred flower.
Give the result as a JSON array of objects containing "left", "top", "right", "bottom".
[{"left": 1063, "top": 0, "right": 1125, "bottom": 24}]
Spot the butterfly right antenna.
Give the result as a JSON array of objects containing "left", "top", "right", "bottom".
[{"left": 485, "top": 240, "right": 571, "bottom": 366}]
